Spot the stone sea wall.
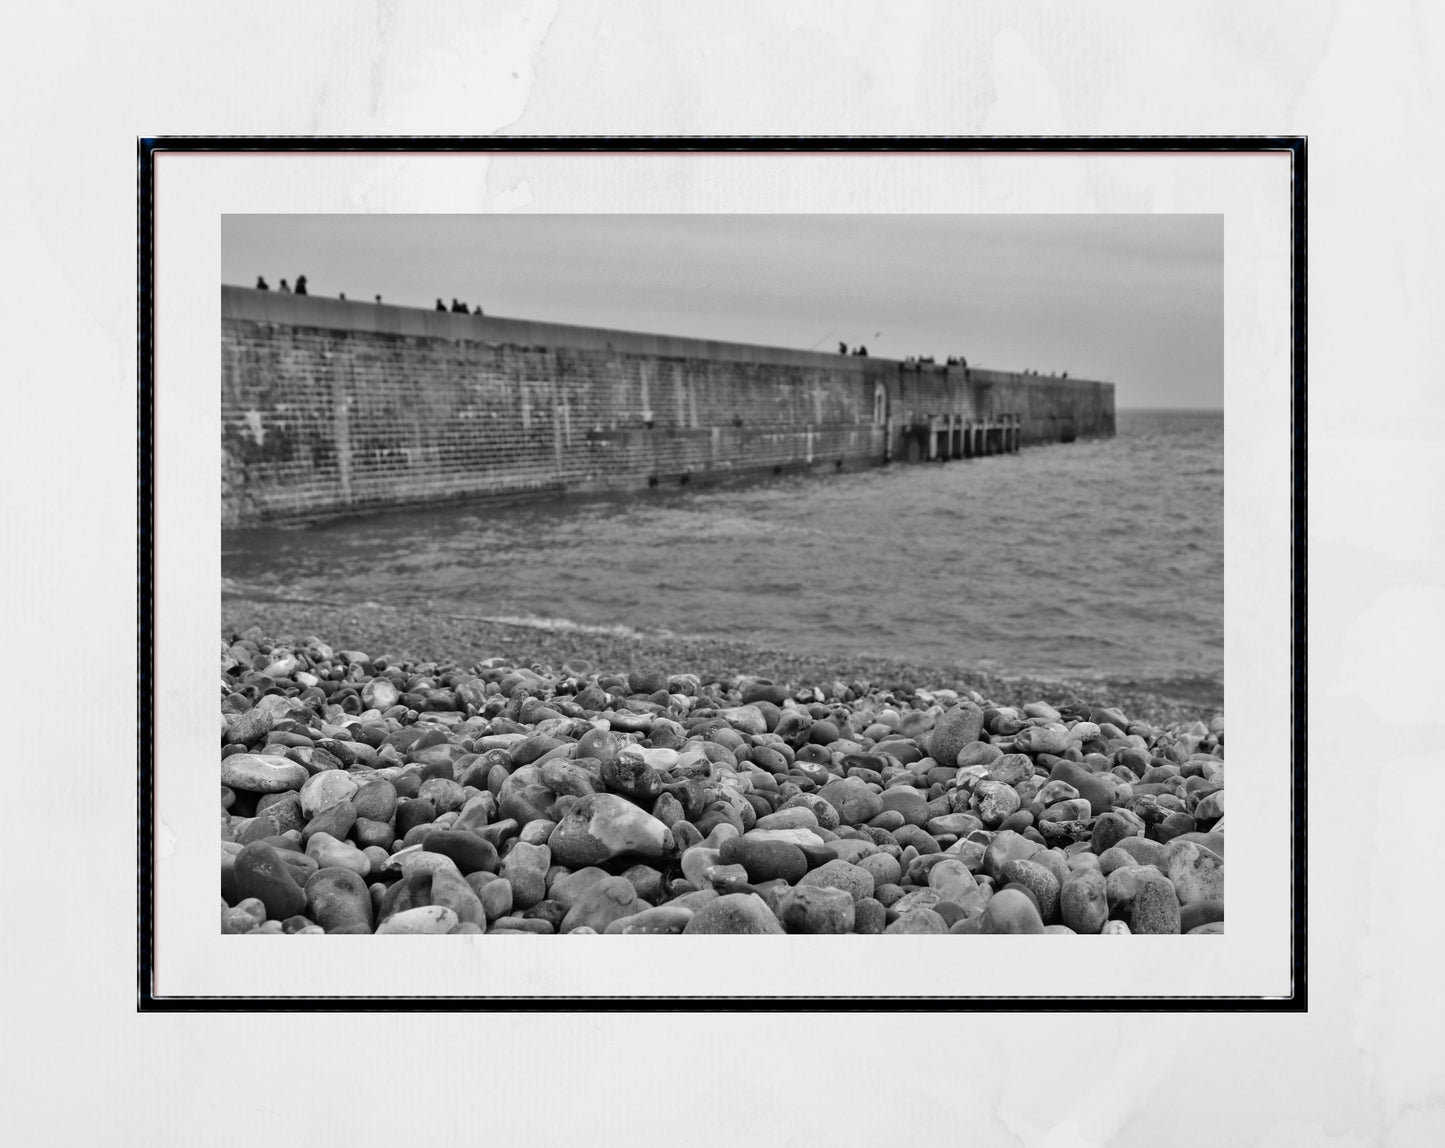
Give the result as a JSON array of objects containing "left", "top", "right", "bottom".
[{"left": 222, "top": 287, "right": 1116, "bottom": 525}]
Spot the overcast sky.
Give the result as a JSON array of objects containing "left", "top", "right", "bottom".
[{"left": 223, "top": 214, "right": 1221, "bottom": 409}]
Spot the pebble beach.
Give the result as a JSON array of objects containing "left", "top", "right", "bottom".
[{"left": 220, "top": 598, "right": 1225, "bottom": 936}]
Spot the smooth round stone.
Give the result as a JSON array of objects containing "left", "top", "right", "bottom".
[
  {"left": 255, "top": 791, "right": 305, "bottom": 835},
  {"left": 1091, "top": 810, "right": 1144, "bottom": 854},
  {"left": 1154, "top": 811, "right": 1198, "bottom": 844},
  {"left": 425, "top": 867, "right": 489, "bottom": 928},
  {"left": 777, "top": 793, "right": 840, "bottom": 831},
  {"left": 548, "top": 793, "right": 673, "bottom": 867},
  {"left": 234, "top": 842, "right": 307, "bottom": 920},
  {"left": 375, "top": 905, "right": 458, "bottom": 934},
  {"left": 1060, "top": 868, "right": 1108, "bottom": 934},
  {"left": 974, "top": 780, "right": 1021, "bottom": 828},
  {"left": 603, "top": 906, "right": 695, "bottom": 935},
  {"left": 986, "top": 754, "right": 1034, "bottom": 787},
  {"left": 681, "top": 892, "right": 785, "bottom": 934},
  {"left": 1106, "top": 865, "right": 1162, "bottom": 917},
  {"left": 981, "top": 830, "right": 1043, "bottom": 880},
  {"left": 893, "top": 824, "right": 939, "bottom": 855},
  {"left": 890, "top": 887, "right": 943, "bottom": 916},
  {"left": 471, "top": 873, "right": 513, "bottom": 920},
  {"left": 1096, "top": 846, "right": 1141, "bottom": 876},
  {"left": 878, "top": 786, "right": 930, "bottom": 827},
  {"left": 856, "top": 851, "right": 903, "bottom": 889},
  {"left": 885, "top": 908, "right": 948, "bottom": 934},
  {"left": 222, "top": 754, "right": 309, "bottom": 794},
  {"left": 1101, "top": 920, "right": 1131, "bottom": 935},
  {"left": 518, "top": 819, "right": 557, "bottom": 845},
  {"left": 1111, "top": 835, "right": 1171, "bottom": 869},
  {"left": 671, "top": 888, "right": 721, "bottom": 912},
  {"left": 867, "top": 810, "right": 907, "bottom": 832},
  {"left": 421, "top": 828, "right": 499, "bottom": 875},
  {"left": 818, "top": 779, "right": 883, "bottom": 826},
  {"left": 980, "top": 888, "right": 1047, "bottom": 934},
  {"left": 600, "top": 757, "right": 667, "bottom": 803},
  {"left": 560, "top": 876, "right": 642, "bottom": 934},
  {"left": 301, "top": 800, "right": 357, "bottom": 846},
  {"left": 222, "top": 898, "right": 267, "bottom": 934},
  {"left": 1130, "top": 871, "right": 1182, "bottom": 933},
  {"left": 352, "top": 817, "right": 395, "bottom": 851},
  {"left": 383, "top": 847, "right": 464, "bottom": 881},
  {"left": 1164, "top": 840, "right": 1225, "bottom": 905},
  {"left": 304, "top": 867, "right": 373, "bottom": 932},
  {"left": 1188, "top": 921, "right": 1225, "bottom": 934},
  {"left": 548, "top": 866, "right": 611, "bottom": 911},
  {"left": 1015, "top": 724, "right": 1070, "bottom": 756},
  {"left": 299, "top": 770, "right": 359, "bottom": 819},
  {"left": 1043, "top": 760, "right": 1113, "bottom": 817},
  {"left": 927, "top": 858, "right": 980, "bottom": 905},
  {"left": 956, "top": 741, "right": 1003, "bottom": 768},
  {"left": 1000, "top": 859, "right": 1061, "bottom": 924},
  {"left": 797, "top": 858, "right": 875, "bottom": 902},
  {"left": 719, "top": 835, "right": 808, "bottom": 884},
  {"left": 1180, "top": 899, "right": 1225, "bottom": 932},
  {"left": 393, "top": 797, "right": 437, "bottom": 838},
  {"left": 777, "top": 884, "right": 856, "bottom": 933},
  {"left": 501, "top": 841, "right": 550, "bottom": 910},
  {"left": 680, "top": 845, "right": 723, "bottom": 889},
  {"left": 853, "top": 897, "right": 887, "bottom": 934},
  {"left": 740, "top": 680, "right": 790, "bottom": 706},
  {"left": 928, "top": 703, "right": 986, "bottom": 767},
  {"left": 418, "top": 777, "right": 466, "bottom": 815},
  {"left": 1036, "top": 780, "right": 1081, "bottom": 805},
  {"left": 489, "top": 917, "right": 554, "bottom": 934},
  {"left": 306, "top": 832, "right": 370, "bottom": 877},
  {"left": 926, "top": 813, "right": 981, "bottom": 838}
]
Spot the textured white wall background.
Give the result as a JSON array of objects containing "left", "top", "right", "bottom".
[{"left": 2, "top": 1, "right": 1439, "bottom": 1145}]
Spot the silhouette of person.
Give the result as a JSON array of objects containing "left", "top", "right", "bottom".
[
  {"left": 451, "top": 298, "right": 466, "bottom": 313},
  {"left": 279, "top": 279, "right": 290, "bottom": 292},
  {"left": 474, "top": 305, "right": 484, "bottom": 316},
  {"left": 436, "top": 299, "right": 447, "bottom": 311},
  {"left": 255, "top": 276, "right": 270, "bottom": 290},
  {"left": 338, "top": 292, "right": 346, "bottom": 300},
  {"left": 858, "top": 346, "right": 868, "bottom": 357},
  {"left": 375, "top": 295, "right": 382, "bottom": 304},
  {"left": 838, "top": 342, "right": 848, "bottom": 354},
  {"left": 294, "top": 275, "right": 308, "bottom": 295}
]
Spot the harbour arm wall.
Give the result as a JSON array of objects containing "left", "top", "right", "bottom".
[{"left": 221, "top": 287, "right": 1116, "bottom": 526}]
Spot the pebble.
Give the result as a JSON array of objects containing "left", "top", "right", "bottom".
[
  {"left": 682, "top": 893, "right": 786, "bottom": 934},
  {"left": 218, "top": 632, "right": 1223, "bottom": 937},
  {"left": 222, "top": 754, "right": 309, "bottom": 794},
  {"left": 777, "top": 885, "right": 856, "bottom": 933},
  {"left": 234, "top": 842, "right": 307, "bottom": 920}
]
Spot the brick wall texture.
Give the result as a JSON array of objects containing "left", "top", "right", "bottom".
[{"left": 221, "top": 291, "right": 1114, "bottom": 526}]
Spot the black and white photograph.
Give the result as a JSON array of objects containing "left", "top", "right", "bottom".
[
  {"left": 144, "top": 143, "right": 1296, "bottom": 1005},
  {"left": 215, "top": 210, "right": 1230, "bottom": 946},
  {"left": 13, "top": 0, "right": 1440, "bottom": 1140}
]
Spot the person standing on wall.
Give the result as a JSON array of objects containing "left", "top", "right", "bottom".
[
  {"left": 255, "top": 276, "right": 269, "bottom": 290},
  {"left": 294, "top": 275, "right": 308, "bottom": 296}
]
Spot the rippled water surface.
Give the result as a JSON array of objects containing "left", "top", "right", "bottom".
[{"left": 224, "top": 410, "right": 1223, "bottom": 703}]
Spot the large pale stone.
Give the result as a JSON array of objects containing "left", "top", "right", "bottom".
[{"left": 221, "top": 754, "right": 309, "bottom": 794}]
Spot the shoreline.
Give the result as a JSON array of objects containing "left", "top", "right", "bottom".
[{"left": 222, "top": 593, "right": 1221, "bottom": 729}]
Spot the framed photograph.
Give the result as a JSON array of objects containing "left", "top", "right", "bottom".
[{"left": 142, "top": 138, "right": 1302, "bottom": 1006}]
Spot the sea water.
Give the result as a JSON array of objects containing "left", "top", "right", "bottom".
[{"left": 223, "top": 410, "right": 1223, "bottom": 706}]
